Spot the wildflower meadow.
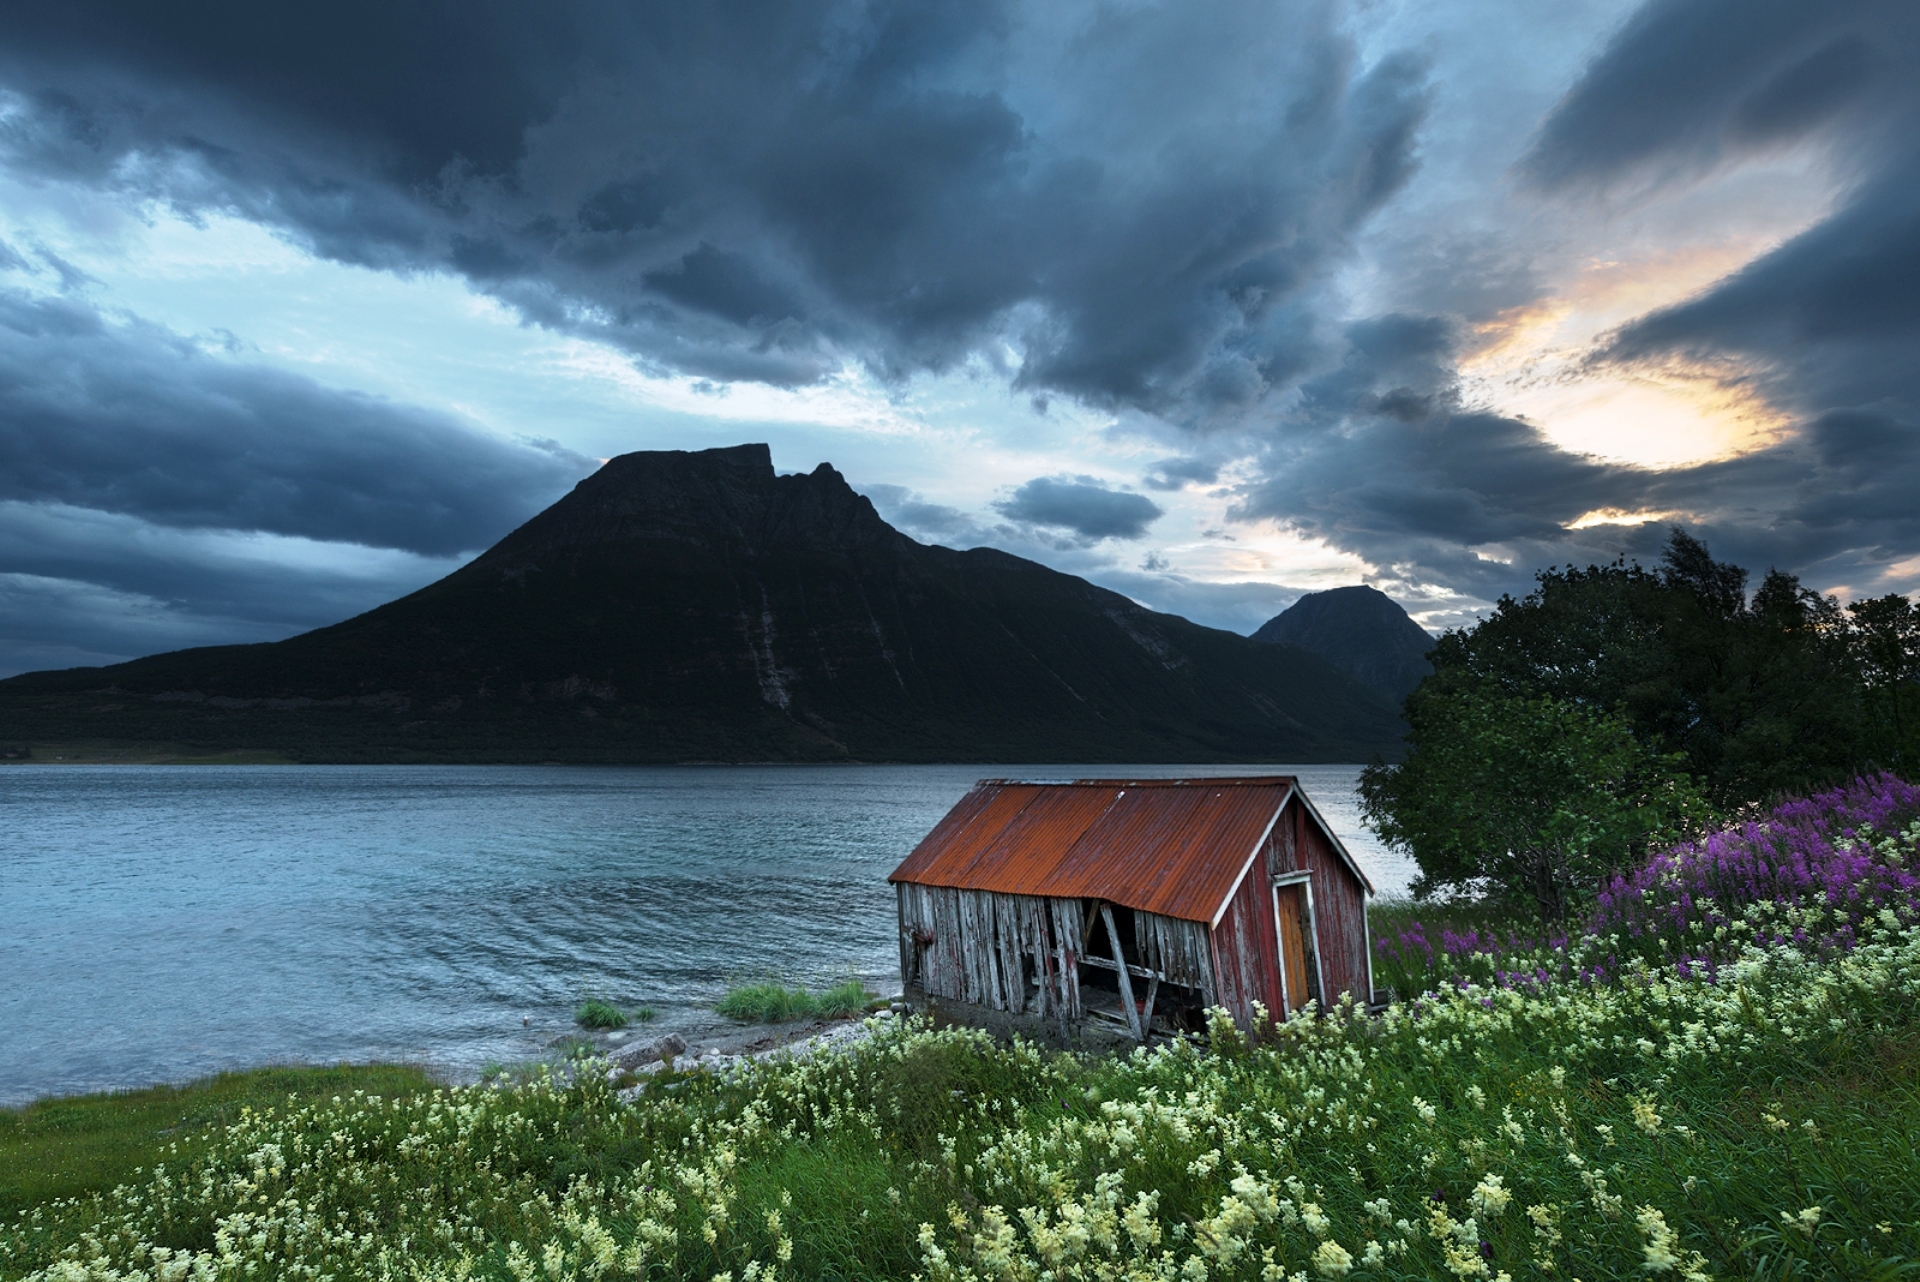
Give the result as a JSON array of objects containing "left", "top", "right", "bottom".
[{"left": 5, "top": 776, "right": 1919, "bottom": 1281}]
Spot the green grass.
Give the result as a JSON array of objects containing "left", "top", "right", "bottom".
[
  {"left": 6, "top": 934, "right": 1919, "bottom": 1282},
  {"left": 0, "top": 1063, "right": 434, "bottom": 1217},
  {"left": 715, "top": 982, "right": 815, "bottom": 1022},
  {"left": 715, "top": 978, "right": 877, "bottom": 1022},
  {"left": 1367, "top": 894, "right": 1550, "bottom": 1000},
  {"left": 573, "top": 999, "right": 629, "bottom": 1029},
  {"left": 1368, "top": 892, "right": 1533, "bottom": 938}
]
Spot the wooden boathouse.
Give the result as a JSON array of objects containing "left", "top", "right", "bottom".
[{"left": 888, "top": 777, "right": 1374, "bottom": 1043}]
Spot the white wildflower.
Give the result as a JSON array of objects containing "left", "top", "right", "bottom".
[
  {"left": 1311, "top": 1239, "right": 1353, "bottom": 1277},
  {"left": 1470, "top": 1175, "right": 1511, "bottom": 1217}
]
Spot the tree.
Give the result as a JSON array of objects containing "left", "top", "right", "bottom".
[
  {"left": 1361, "top": 529, "right": 1903, "bottom": 919},
  {"left": 1651, "top": 542, "right": 1863, "bottom": 802},
  {"left": 1849, "top": 593, "right": 1920, "bottom": 774},
  {"left": 1361, "top": 690, "right": 1707, "bottom": 922},
  {"left": 1412, "top": 530, "right": 1869, "bottom": 809}
]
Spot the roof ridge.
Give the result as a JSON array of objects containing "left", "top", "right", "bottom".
[{"left": 973, "top": 776, "right": 1298, "bottom": 787}]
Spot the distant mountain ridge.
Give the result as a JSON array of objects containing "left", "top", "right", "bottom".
[
  {"left": 1252, "top": 585, "right": 1434, "bottom": 701},
  {"left": 0, "top": 445, "right": 1407, "bottom": 763}
]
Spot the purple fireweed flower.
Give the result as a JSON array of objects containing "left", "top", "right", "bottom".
[
  {"left": 1587, "top": 773, "right": 1919, "bottom": 963},
  {"left": 1383, "top": 777, "right": 1914, "bottom": 1008}
]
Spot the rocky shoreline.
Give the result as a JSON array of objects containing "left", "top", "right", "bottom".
[{"left": 566, "top": 1005, "right": 906, "bottom": 1101}]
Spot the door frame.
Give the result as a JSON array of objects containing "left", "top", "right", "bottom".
[{"left": 1270, "top": 870, "right": 1323, "bottom": 1016}]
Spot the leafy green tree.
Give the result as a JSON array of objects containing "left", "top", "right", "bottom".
[
  {"left": 1361, "top": 690, "right": 1707, "bottom": 921},
  {"left": 1361, "top": 530, "right": 1911, "bottom": 918},
  {"left": 1849, "top": 593, "right": 1920, "bottom": 773},
  {"left": 1654, "top": 545, "right": 1862, "bottom": 802},
  {"left": 1413, "top": 531, "right": 1869, "bottom": 808}
]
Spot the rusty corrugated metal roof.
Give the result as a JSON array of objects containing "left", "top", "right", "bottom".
[{"left": 888, "top": 777, "right": 1296, "bottom": 923}]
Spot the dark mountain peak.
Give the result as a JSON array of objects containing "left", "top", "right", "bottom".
[
  {"left": 1252, "top": 584, "right": 1434, "bottom": 700},
  {"left": 473, "top": 443, "right": 904, "bottom": 568},
  {"left": 0, "top": 444, "right": 1406, "bottom": 763}
]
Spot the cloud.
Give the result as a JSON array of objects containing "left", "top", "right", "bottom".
[
  {"left": 1142, "top": 456, "right": 1220, "bottom": 491},
  {"left": 0, "top": 275, "right": 589, "bottom": 675},
  {"left": 859, "top": 483, "right": 995, "bottom": 547},
  {"left": 1232, "top": 302, "right": 1920, "bottom": 606},
  {"left": 0, "top": 502, "right": 461, "bottom": 675},
  {"left": 1504, "top": 0, "right": 1920, "bottom": 598},
  {"left": 1517, "top": 0, "right": 1920, "bottom": 438},
  {"left": 0, "top": 571, "right": 272, "bottom": 676},
  {"left": 1206, "top": 0, "right": 1920, "bottom": 608},
  {"left": 1518, "top": 0, "right": 1916, "bottom": 194},
  {"left": 0, "top": 0, "right": 1428, "bottom": 425},
  {"left": 3, "top": 0, "right": 1916, "bottom": 663},
  {"left": 862, "top": 481, "right": 1295, "bottom": 632},
  {"left": 994, "top": 477, "right": 1163, "bottom": 541},
  {"left": 1600, "top": 166, "right": 1920, "bottom": 416},
  {"left": 0, "top": 287, "right": 592, "bottom": 555},
  {"left": 0, "top": 501, "right": 460, "bottom": 629}
]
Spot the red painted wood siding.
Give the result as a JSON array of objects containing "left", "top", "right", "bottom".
[
  {"left": 1299, "top": 813, "right": 1369, "bottom": 1005},
  {"left": 1208, "top": 855, "right": 1285, "bottom": 1030}
]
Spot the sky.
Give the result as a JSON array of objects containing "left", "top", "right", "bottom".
[{"left": 0, "top": 0, "right": 1915, "bottom": 677}]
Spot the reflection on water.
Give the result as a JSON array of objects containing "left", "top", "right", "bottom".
[{"left": 0, "top": 763, "right": 1406, "bottom": 1103}]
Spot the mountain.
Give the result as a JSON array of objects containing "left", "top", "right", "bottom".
[
  {"left": 0, "top": 445, "right": 1406, "bottom": 763},
  {"left": 1251, "top": 585, "right": 1435, "bottom": 701}
]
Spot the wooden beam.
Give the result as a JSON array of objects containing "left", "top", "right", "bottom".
[
  {"left": 1077, "top": 955, "right": 1173, "bottom": 984},
  {"left": 1100, "top": 903, "right": 1144, "bottom": 1042}
]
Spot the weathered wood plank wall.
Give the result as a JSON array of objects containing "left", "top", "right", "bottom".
[
  {"left": 1299, "top": 809, "right": 1370, "bottom": 1005},
  {"left": 899, "top": 885, "right": 1218, "bottom": 1027},
  {"left": 1132, "top": 912, "right": 1216, "bottom": 1002},
  {"left": 1208, "top": 861, "right": 1285, "bottom": 1030},
  {"left": 898, "top": 884, "right": 1091, "bottom": 1020}
]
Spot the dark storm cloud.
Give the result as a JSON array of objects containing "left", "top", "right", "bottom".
[
  {"left": 0, "top": 289, "right": 591, "bottom": 555},
  {"left": 1142, "top": 457, "right": 1220, "bottom": 491},
  {"left": 0, "top": 570, "right": 278, "bottom": 676},
  {"left": 1222, "top": 0, "right": 1920, "bottom": 604},
  {"left": 1495, "top": 0, "right": 1920, "bottom": 596},
  {"left": 1523, "top": 0, "right": 1920, "bottom": 426},
  {"left": 995, "top": 477, "right": 1163, "bottom": 541},
  {"left": 0, "top": 501, "right": 459, "bottom": 676},
  {"left": 1602, "top": 164, "right": 1920, "bottom": 420},
  {"left": 0, "top": 0, "right": 1428, "bottom": 422},
  {"left": 1519, "top": 0, "right": 1916, "bottom": 193},
  {"left": 1238, "top": 304, "right": 1920, "bottom": 602},
  {"left": 0, "top": 501, "right": 456, "bottom": 632}
]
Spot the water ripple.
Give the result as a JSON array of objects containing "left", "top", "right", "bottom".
[{"left": 0, "top": 763, "right": 1401, "bottom": 1103}]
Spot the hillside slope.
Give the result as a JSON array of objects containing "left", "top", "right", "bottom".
[{"left": 0, "top": 445, "right": 1405, "bottom": 762}]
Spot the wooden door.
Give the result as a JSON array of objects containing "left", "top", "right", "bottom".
[{"left": 1272, "top": 883, "right": 1310, "bottom": 1016}]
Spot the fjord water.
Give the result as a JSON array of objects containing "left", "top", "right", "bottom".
[{"left": 0, "top": 764, "right": 1406, "bottom": 1105}]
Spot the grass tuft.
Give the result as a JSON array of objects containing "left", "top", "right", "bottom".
[
  {"left": 574, "top": 999, "right": 628, "bottom": 1030},
  {"left": 715, "top": 982, "right": 814, "bottom": 1022},
  {"left": 716, "top": 979, "right": 877, "bottom": 1022},
  {"left": 813, "top": 979, "right": 876, "bottom": 1018}
]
